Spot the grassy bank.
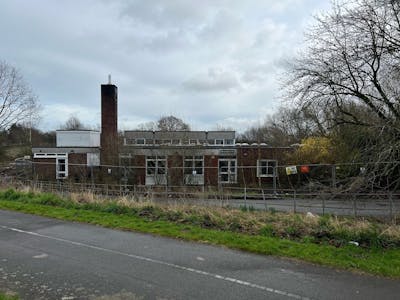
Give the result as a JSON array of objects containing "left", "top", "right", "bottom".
[
  {"left": 0, "top": 188, "right": 399, "bottom": 277},
  {"left": 0, "top": 293, "right": 18, "bottom": 300}
]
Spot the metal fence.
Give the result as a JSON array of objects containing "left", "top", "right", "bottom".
[{"left": 1, "top": 176, "right": 399, "bottom": 220}]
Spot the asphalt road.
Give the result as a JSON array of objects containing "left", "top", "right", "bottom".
[
  {"left": 153, "top": 197, "right": 400, "bottom": 217},
  {"left": 0, "top": 210, "right": 399, "bottom": 300}
]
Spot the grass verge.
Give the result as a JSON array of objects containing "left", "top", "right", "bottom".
[
  {"left": 0, "top": 189, "right": 399, "bottom": 278},
  {"left": 0, "top": 293, "right": 18, "bottom": 300}
]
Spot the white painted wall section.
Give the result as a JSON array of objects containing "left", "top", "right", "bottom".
[{"left": 56, "top": 131, "right": 100, "bottom": 147}]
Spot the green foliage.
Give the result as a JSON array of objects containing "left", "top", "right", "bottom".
[
  {"left": 0, "top": 293, "right": 18, "bottom": 300},
  {"left": 103, "top": 203, "right": 130, "bottom": 215},
  {"left": 259, "top": 224, "right": 275, "bottom": 237},
  {"left": 1, "top": 189, "right": 400, "bottom": 252}
]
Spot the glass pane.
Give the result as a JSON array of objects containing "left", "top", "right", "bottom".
[
  {"left": 184, "top": 161, "right": 192, "bottom": 174},
  {"left": 219, "top": 161, "right": 228, "bottom": 167},
  {"left": 267, "top": 167, "right": 274, "bottom": 175},
  {"left": 195, "top": 161, "right": 203, "bottom": 174},
  {"left": 58, "top": 159, "right": 65, "bottom": 171},
  {"left": 261, "top": 167, "right": 267, "bottom": 175},
  {"left": 221, "top": 174, "right": 228, "bottom": 182}
]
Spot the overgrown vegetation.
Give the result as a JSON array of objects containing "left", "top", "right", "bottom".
[
  {"left": 0, "top": 292, "right": 18, "bottom": 300},
  {"left": 1, "top": 188, "right": 400, "bottom": 277},
  {"left": 1, "top": 188, "right": 399, "bottom": 248}
]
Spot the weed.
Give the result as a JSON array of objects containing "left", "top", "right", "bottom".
[{"left": 259, "top": 224, "right": 275, "bottom": 237}]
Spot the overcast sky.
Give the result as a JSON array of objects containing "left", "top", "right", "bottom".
[{"left": 0, "top": 0, "right": 331, "bottom": 132}]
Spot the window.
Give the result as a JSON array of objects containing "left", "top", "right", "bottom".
[
  {"left": 215, "top": 139, "right": 224, "bottom": 145},
  {"left": 189, "top": 139, "right": 198, "bottom": 145},
  {"left": 146, "top": 156, "right": 167, "bottom": 185},
  {"left": 56, "top": 156, "right": 68, "bottom": 179},
  {"left": 145, "top": 139, "right": 154, "bottom": 145},
  {"left": 257, "top": 160, "right": 277, "bottom": 177},
  {"left": 225, "top": 139, "right": 234, "bottom": 145},
  {"left": 136, "top": 138, "right": 145, "bottom": 145},
  {"left": 172, "top": 139, "right": 181, "bottom": 145},
  {"left": 146, "top": 156, "right": 166, "bottom": 175},
  {"left": 184, "top": 156, "right": 204, "bottom": 185},
  {"left": 184, "top": 156, "right": 204, "bottom": 175},
  {"left": 218, "top": 158, "right": 236, "bottom": 183}
]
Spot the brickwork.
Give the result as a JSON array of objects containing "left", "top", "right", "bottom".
[{"left": 101, "top": 84, "right": 118, "bottom": 166}]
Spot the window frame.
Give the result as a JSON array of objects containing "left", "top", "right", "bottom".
[
  {"left": 146, "top": 156, "right": 167, "bottom": 176},
  {"left": 218, "top": 158, "right": 237, "bottom": 183},
  {"left": 56, "top": 155, "right": 68, "bottom": 179},
  {"left": 257, "top": 159, "right": 277, "bottom": 177}
]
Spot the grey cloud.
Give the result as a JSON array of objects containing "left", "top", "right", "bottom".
[
  {"left": 182, "top": 68, "right": 241, "bottom": 93},
  {"left": 197, "top": 9, "right": 243, "bottom": 43},
  {"left": 0, "top": 0, "right": 330, "bottom": 132}
]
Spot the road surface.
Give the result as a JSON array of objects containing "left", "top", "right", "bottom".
[{"left": 0, "top": 210, "right": 399, "bottom": 299}]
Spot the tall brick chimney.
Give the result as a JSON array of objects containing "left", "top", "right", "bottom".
[{"left": 101, "top": 82, "right": 118, "bottom": 166}]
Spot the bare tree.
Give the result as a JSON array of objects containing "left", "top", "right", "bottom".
[
  {"left": 284, "top": 0, "right": 400, "bottom": 127},
  {"left": 239, "top": 106, "right": 324, "bottom": 146},
  {"left": 283, "top": 0, "right": 400, "bottom": 189},
  {"left": 0, "top": 61, "right": 39, "bottom": 130},
  {"left": 136, "top": 121, "right": 156, "bottom": 131},
  {"left": 157, "top": 115, "right": 190, "bottom": 131},
  {"left": 61, "top": 116, "right": 85, "bottom": 130}
]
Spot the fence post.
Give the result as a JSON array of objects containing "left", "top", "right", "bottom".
[
  {"left": 244, "top": 186, "right": 247, "bottom": 210},
  {"left": 353, "top": 194, "right": 357, "bottom": 217},
  {"left": 389, "top": 192, "right": 393, "bottom": 222},
  {"left": 293, "top": 190, "right": 297, "bottom": 214},
  {"left": 331, "top": 164, "right": 336, "bottom": 188},
  {"left": 262, "top": 188, "right": 267, "bottom": 211},
  {"left": 322, "top": 193, "right": 326, "bottom": 216}
]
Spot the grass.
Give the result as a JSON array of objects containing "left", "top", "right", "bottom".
[
  {"left": 0, "top": 188, "right": 400, "bottom": 278},
  {"left": 0, "top": 293, "right": 18, "bottom": 300}
]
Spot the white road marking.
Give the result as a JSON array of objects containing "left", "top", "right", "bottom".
[
  {"left": 33, "top": 253, "right": 48, "bottom": 259},
  {"left": 196, "top": 256, "right": 205, "bottom": 261},
  {"left": 0, "top": 225, "right": 310, "bottom": 299}
]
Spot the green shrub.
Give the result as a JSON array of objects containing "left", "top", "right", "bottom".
[
  {"left": 2, "top": 189, "right": 20, "bottom": 201},
  {"left": 259, "top": 224, "right": 275, "bottom": 237},
  {"left": 35, "top": 193, "right": 65, "bottom": 206},
  {"left": 103, "top": 203, "right": 130, "bottom": 215}
]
